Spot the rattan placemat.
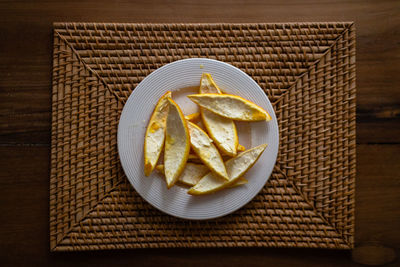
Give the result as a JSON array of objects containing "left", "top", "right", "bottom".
[{"left": 50, "top": 23, "right": 356, "bottom": 251}]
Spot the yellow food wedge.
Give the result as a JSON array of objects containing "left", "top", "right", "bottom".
[
  {"left": 155, "top": 165, "right": 164, "bottom": 173},
  {"left": 184, "top": 112, "right": 201, "bottom": 123},
  {"left": 199, "top": 73, "right": 222, "bottom": 94},
  {"left": 187, "top": 121, "right": 229, "bottom": 180},
  {"left": 188, "top": 93, "right": 271, "bottom": 122},
  {"left": 156, "top": 163, "right": 209, "bottom": 186},
  {"left": 164, "top": 98, "right": 191, "bottom": 188},
  {"left": 199, "top": 73, "right": 238, "bottom": 157},
  {"left": 201, "top": 110, "right": 238, "bottom": 157},
  {"left": 188, "top": 144, "right": 268, "bottom": 195},
  {"left": 188, "top": 152, "right": 233, "bottom": 162},
  {"left": 144, "top": 91, "right": 172, "bottom": 176},
  {"left": 157, "top": 164, "right": 247, "bottom": 188},
  {"left": 237, "top": 144, "right": 246, "bottom": 152},
  {"left": 229, "top": 177, "right": 248, "bottom": 188}
]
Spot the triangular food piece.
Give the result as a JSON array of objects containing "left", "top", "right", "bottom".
[
  {"left": 188, "top": 93, "right": 271, "bottom": 121},
  {"left": 199, "top": 73, "right": 238, "bottom": 157},
  {"left": 164, "top": 98, "right": 191, "bottom": 188},
  {"left": 144, "top": 91, "right": 172, "bottom": 176},
  {"left": 156, "top": 163, "right": 209, "bottom": 186},
  {"left": 188, "top": 144, "right": 268, "bottom": 195},
  {"left": 187, "top": 121, "right": 229, "bottom": 180}
]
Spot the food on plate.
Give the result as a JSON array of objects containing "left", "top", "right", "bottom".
[
  {"left": 188, "top": 93, "right": 271, "bottom": 121},
  {"left": 143, "top": 73, "right": 270, "bottom": 194},
  {"left": 231, "top": 177, "right": 248, "bottom": 187},
  {"left": 164, "top": 98, "right": 191, "bottom": 188},
  {"left": 184, "top": 112, "right": 201, "bottom": 123},
  {"left": 156, "top": 164, "right": 248, "bottom": 188},
  {"left": 237, "top": 144, "right": 246, "bottom": 152},
  {"left": 199, "top": 73, "right": 221, "bottom": 94},
  {"left": 143, "top": 91, "right": 172, "bottom": 176},
  {"left": 156, "top": 163, "right": 208, "bottom": 186},
  {"left": 199, "top": 73, "right": 238, "bottom": 157},
  {"left": 188, "top": 152, "right": 237, "bottom": 162},
  {"left": 187, "top": 121, "right": 229, "bottom": 180},
  {"left": 188, "top": 144, "right": 268, "bottom": 195}
]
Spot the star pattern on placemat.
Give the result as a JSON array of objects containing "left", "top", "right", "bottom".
[{"left": 50, "top": 23, "right": 355, "bottom": 251}]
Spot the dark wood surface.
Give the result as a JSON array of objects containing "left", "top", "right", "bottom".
[{"left": 0, "top": 0, "right": 399, "bottom": 266}]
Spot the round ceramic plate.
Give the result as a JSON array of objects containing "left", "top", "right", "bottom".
[{"left": 118, "top": 58, "right": 279, "bottom": 220}]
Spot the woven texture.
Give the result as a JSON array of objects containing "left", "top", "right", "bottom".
[{"left": 50, "top": 23, "right": 356, "bottom": 251}]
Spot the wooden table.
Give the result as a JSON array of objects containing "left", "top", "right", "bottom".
[{"left": 0, "top": 1, "right": 399, "bottom": 266}]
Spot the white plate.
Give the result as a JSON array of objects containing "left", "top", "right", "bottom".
[{"left": 118, "top": 58, "right": 279, "bottom": 220}]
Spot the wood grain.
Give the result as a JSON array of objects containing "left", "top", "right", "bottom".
[
  {"left": 0, "top": 145, "right": 399, "bottom": 266},
  {"left": 0, "top": 0, "right": 399, "bottom": 145},
  {"left": 0, "top": 0, "right": 399, "bottom": 266},
  {"left": 352, "top": 243, "right": 397, "bottom": 265}
]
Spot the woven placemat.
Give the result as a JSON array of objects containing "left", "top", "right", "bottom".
[{"left": 50, "top": 23, "right": 356, "bottom": 251}]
